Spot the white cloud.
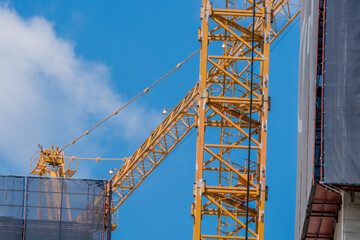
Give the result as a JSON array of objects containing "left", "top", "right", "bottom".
[{"left": 0, "top": 7, "right": 160, "bottom": 175}]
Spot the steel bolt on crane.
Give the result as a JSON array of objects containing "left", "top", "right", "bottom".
[{"left": 30, "top": 0, "right": 300, "bottom": 239}]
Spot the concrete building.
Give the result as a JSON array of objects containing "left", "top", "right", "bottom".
[{"left": 295, "top": 0, "right": 360, "bottom": 239}]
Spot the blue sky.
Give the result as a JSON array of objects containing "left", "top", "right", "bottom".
[{"left": 0, "top": 1, "right": 300, "bottom": 239}]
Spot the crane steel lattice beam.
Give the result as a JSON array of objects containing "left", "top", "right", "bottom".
[
  {"left": 192, "top": 1, "right": 300, "bottom": 240},
  {"left": 110, "top": 85, "right": 199, "bottom": 213},
  {"left": 111, "top": 0, "right": 300, "bottom": 223},
  {"left": 28, "top": 0, "right": 300, "bottom": 235}
]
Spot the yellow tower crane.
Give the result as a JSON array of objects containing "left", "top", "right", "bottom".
[{"left": 30, "top": 0, "right": 300, "bottom": 239}]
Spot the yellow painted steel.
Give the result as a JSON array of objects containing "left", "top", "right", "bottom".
[
  {"left": 192, "top": 1, "right": 300, "bottom": 239},
  {"left": 109, "top": 84, "right": 199, "bottom": 212},
  {"left": 30, "top": 0, "right": 300, "bottom": 235},
  {"left": 30, "top": 145, "right": 77, "bottom": 177}
]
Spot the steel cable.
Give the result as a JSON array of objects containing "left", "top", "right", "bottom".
[
  {"left": 60, "top": 49, "right": 200, "bottom": 152},
  {"left": 245, "top": 0, "right": 256, "bottom": 239}
]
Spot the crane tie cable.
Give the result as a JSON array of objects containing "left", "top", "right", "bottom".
[
  {"left": 245, "top": 1, "right": 256, "bottom": 240},
  {"left": 60, "top": 49, "right": 200, "bottom": 152}
]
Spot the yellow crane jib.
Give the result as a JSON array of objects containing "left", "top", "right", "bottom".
[{"left": 29, "top": 0, "right": 301, "bottom": 237}]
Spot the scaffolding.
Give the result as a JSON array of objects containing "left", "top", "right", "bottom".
[{"left": 0, "top": 175, "right": 111, "bottom": 240}]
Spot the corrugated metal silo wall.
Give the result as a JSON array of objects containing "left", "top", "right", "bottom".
[{"left": 294, "top": 1, "right": 318, "bottom": 239}]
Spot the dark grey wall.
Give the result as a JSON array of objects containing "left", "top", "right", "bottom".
[{"left": 323, "top": 0, "right": 360, "bottom": 185}]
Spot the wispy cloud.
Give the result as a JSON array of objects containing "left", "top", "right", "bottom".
[{"left": 0, "top": 6, "right": 160, "bottom": 175}]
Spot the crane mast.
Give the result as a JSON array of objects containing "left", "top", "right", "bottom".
[
  {"left": 30, "top": 0, "right": 300, "bottom": 237},
  {"left": 192, "top": 0, "right": 299, "bottom": 239},
  {"left": 194, "top": 1, "right": 269, "bottom": 239}
]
